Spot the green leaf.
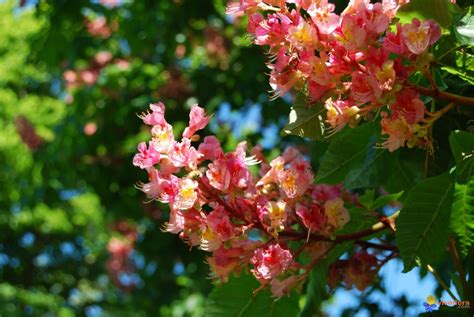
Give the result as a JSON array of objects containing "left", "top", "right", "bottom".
[
  {"left": 372, "top": 191, "right": 404, "bottom": 210},
  {"left": 299, "top": 243, "right": 352, "bottom": 317},
  {"left": 379, "top": 150, "right": 425, "bottom": 193},
  {"left": 441, "top": 65, "right": 474, "bottom": 84},
  {"left": 449, "top": 130, "right": 474, "bottom": 183},
  {"left": 396, "top": 0, "right": 454, "bottom": 28},
  {"left": 450, "top": 178, "right": 474, "bottom": 256},
  {"left": 316, "top": 123, "right": 380, "bottom": 187},
  {"left": 281, "top": 94, "right": 325, "bottom": 140},
  {"left": 299, "top": 263, "right": 328, "bottom": 317},
  {"left": 440, "top": 49, "right": 474, "bottom": 84},
  {"left": 204, "top": 273, "right": 300, "bottom": 317},
  {"left": 454, "top": 6, "right": 474, "bottom": 45},
  {"left": 359, "top": 189, "right": 375, "bottom": 210},
  {"left": 396, "top": 173, "right": 454, "bottom": 272}
]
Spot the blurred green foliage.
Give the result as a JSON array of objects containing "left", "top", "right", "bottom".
[{"left": 0, "top": 0, "right": 291, "bottom": 315}]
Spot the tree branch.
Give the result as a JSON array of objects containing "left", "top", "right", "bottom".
[
  {"left": 355, "top": 240, "right": 398, "bottom": 251},
  {"left": 411, "top": 84, "right": 474, "bottom": 106},
  {"left": 448, "top": 237, "right": 473, "bottom": 309},
  {"left": 280, "top": 211, "right": 400, "bottom": 243}
]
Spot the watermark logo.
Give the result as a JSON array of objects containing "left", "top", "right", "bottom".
[
  {"left": 423, "top": 295, "right": 437, "bottom": 312},
  {"left": 423, "top": 295, "right": 471, "bottom": 312}
]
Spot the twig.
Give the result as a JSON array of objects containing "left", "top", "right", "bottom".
[
  {"left": 411, "top": 85, "right": 474, "bottom": 106},
  {"left": 427, "top": 264, "right": 459, "bottom": 302},
  {"left": 355, "top": 240, "right": 398, "bottom": 251},
  {"left": 280, "top": 211, "right": 401, "bottom": 243},
  {"left": 448, "top": 237, "right": 473, "bottom": 304}
]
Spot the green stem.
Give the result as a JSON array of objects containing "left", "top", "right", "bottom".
[{"left": 427, "top": 264, "right": 459, "bottom": 302}]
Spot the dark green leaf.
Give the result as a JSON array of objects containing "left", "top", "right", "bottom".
[
  {"left": 372, "top": 191, "right": 404, "bottom": 210},
  {"left": 299, "top": 239, "right": 359, "bottom": 317},
  {"left": 379, "top": 149, "right": 425, "bottom": 193},
  {"left": 450, "top": 178, "right": 474, "bottom": 256},
  {"left": 299, "top": 263, "right": 328, "bottom": 317},
  {"left": 396, "top": 173, "right": 454, "bottom": 272},
  {"left": 205, "top": 273, "right": 300, "bottom": 317},
  {"left": 316, "top": 123, "right": 380, "bottom": 187},
  {"left": 359, "top": 190, "right": 375, "bottom": 210},
  {"left": 449, "top": 130, "right": 474, "bottom": 183}
]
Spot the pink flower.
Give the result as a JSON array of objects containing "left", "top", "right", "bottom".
[
  {"left": 372, "top": 60, "right": 396, "bottom": 92},
  {"left": 251, "top": 244, "right": 293, "bottom": 281},
  {"left": 168, "top": 138, "right": 200, "bottom": 168},
  {"left": 86, "top": 16, "right": 113, "bottom": 38},
  {"left": 298, "top": 51, "right": 331, "bottom": 86},
  {"left": 381, "top": 114, "right": 414, "bottom": 151},
  {"left": 166, "top": 207, "right": 203, "bottom": 246},
  {"left": 94, "top": 51, "right": 113, "bottom": 66},
  {"left": 172, "top": 178, "right": 199, "bottom": 210},
  {"left": 350, "top": 71, "right": 380, "bottom": 103},
  {"left": 402, "top": 18, "right": 441, "bottom": 55},
  {"left": 182, "top": 104, "right": 211, "bottom": 139},
  {"left": 257, "top": 199, "right": 288, "bottom": 235},
  {"left": 311, "top": 184, "right": 342, "bottom": 202},
  {"left": 206, "top": 142, "right": 250, "bottom": 192},
  {"left": 198, "top": 136, "right": 224, "bottom": 161},
  {"left": 206, "top": 206, "right": 234, "bottom": 242},
  {"left": 139, "top": 102, "right": 167, "bottom": 126},
  {"left": 324, "top": 198, "right": 350, "bottom": 229},
  {"left": 307, "top": 2, "right": 340, "bottom": 35},
  {"left": 137, "top": 169, "right": 177, "bottom": 201},
  {"left": 157, "top": 156, "right": 180, "bottom": 176},
  {"left": 254, "top": 13, "right": 292, "bottom": 47},
  {"left": 383, "top": 23, "right": 408, "bottom": 55},
  {"left": 208, "top": 245, "right": 256, "bottom": 281},
  {"left": 286, "top": 19, "right": 319, "bottom": 51},
  {"left": 325, "top": 98, "right": 359, "bottom": 131},
  {"left": 256, "top": 156, "right": 285, "bottom": 189},
  {"left": 296, "top": 202, "right": 327, "bottom": 232},
  {"left": 201, "top": 206, "right": 235, "bottom": 251},
  {"left": 337, "top": 15, "right": 368, "bottom": 51},
  {"left": 225, "top": 0, "right": 259, "bottom": 17},
  {"left": 282, "top": 147, "right": 299, "bottom": 163},
  {"left": 270, "top": 275, "right": 302, "bottom": 297},
  {"left": 133, "top": 142, "right": 160, "bottom": 169},
  {"left": 354, "top": 2, "right": 390, "bottom": 34},
  {"left": 151, "top": 123, "right": 175, "bottom": 153},
  {"left": 206, "top": 159, "right": 231, "bottom": 191},
  {"left": 389, "top": 89, "right": 425, "bottom": 124},
  {"left": 278, "top": 157, "right": 313, "bottom": 199},
  {"left": 79, "top": 69, "right": 99, "bottom": 86},
  {"left": 248, "top": 13, "right": 264, "bottom": 33}
]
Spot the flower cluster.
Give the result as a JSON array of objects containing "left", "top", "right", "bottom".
[
  {"left": 328, "top": 251, "right": 380, "bottom": 291},
  {"left": 134, "top": 102, "right": 357, "bottom": 296},
  {"left": 63, "top": 50, "right": 129, "bottom": 104},
  {"left": 227, "top": 0, "right": 442, "bottom": 151},
  {"left": 106, "top": 221, "right": 138, "bottom": 292}
]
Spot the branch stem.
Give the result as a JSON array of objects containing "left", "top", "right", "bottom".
[
  {"left": 280, "top": 211, "right": 400, "bottom": 243},
  {"left": 448, "top": 237, "right": 473, "bottom": 305},
  {"left": 427, "top": 264, "right": 459, "bottom": 302},
  {"left": 411, "top": 85, "right": 474, "bottom": 106}
]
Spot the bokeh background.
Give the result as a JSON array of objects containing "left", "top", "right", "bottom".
[{"left": 0, "top": 0, "right": 463, "bottom": 316}]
